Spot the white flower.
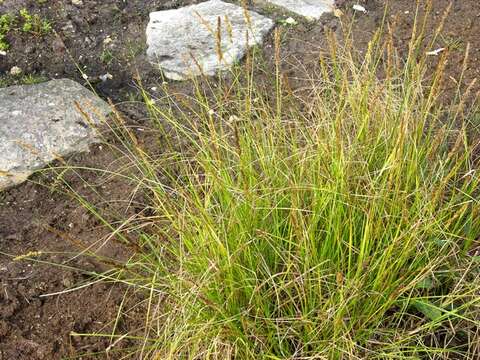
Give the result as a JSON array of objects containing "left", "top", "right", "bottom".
[
  {"left": 10, "top": 66, "right": 22, "bottom": 76},
  {"left": 285, "top": 17, "right": 297, "bottom": 25},
  {"left": 99, "top": 73, "right": 113, "bottom": 81}
]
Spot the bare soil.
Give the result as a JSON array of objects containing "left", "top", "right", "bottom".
[{"left": 1, "top": 0, "right": 479, "bottom": 358}]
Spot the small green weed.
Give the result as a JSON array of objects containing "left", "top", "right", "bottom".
[
  {"left": 21, "top": 73, "right": 48, "bottom": 84},
  {"left": 19, "top": 8, "right": 52, "bottom": 35},
  {"left": 0, "top": 14, "right": 15, "bottom": 50},
  {"left": 0, "top": 9, "right": 52, "bottom": 51},
  {"left": 100, "top": 48, "right": 114, "bottom": 65},
  {"left": 0, "top": 73, "right": 48, "bottom": 88}
]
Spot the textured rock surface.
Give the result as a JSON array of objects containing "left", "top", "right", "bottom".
[
  {"left": 146, "top": 0, "right": 274, "bottom": 80},
  {"left": 0, "top": 79, "right": 110, "bottom": 190},
  {"left": 258, "top": 0, "right": 334, "bottom": 19}
]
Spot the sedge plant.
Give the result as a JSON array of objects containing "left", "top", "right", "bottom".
[{"left": 58, "top": 5, "right": 480, "bottom": 360}]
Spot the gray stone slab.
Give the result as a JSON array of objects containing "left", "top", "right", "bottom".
[
  {"left": 0, "top": 79, "right": 110, "bottom": 190},
  {"left": 146, "top": 0, "right": 274, "bottom": 80},
  {"left": 258, "top": 0, "right": 334, "bottom": 19}
]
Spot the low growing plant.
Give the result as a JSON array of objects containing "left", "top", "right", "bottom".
[
  {"left": 19, "top": 8, "right": 51, "bottom": 35},
  {"left": 0, "top": 13, "right": 14, "bottom": 50},
  {"left": 0, "top": 9, "right": 51, "bottom": 51}
]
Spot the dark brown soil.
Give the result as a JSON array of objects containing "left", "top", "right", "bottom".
[
  {"left": 1, "top": 0, "right": 480, "bottom": 359},
  {"left": 0, "top": 0, "right": 201, "bottom": 100}
]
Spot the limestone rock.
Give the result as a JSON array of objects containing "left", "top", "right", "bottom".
[
  {"left": 146, "top": 0, "right": 274, "bottom": 80},
  {"left": 0, "top": 79, "right": 110, "bottom": 190},
  {"left": 258, "top": 0, "right": 334, "bottom": 19}
]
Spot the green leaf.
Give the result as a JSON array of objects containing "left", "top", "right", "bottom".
[
  {"left": 415, "top": 277, "right": 435, "bottom": 290},
  {"left": 434, "top": 238, "right": 449, "bottom": 247},
  {"left": 413, "top": 300, "right": 442, "bottom": 321}
]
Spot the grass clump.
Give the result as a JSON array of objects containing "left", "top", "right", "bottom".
[{"left": 74, "top": 18, "right": 480, "bottom": 360}]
